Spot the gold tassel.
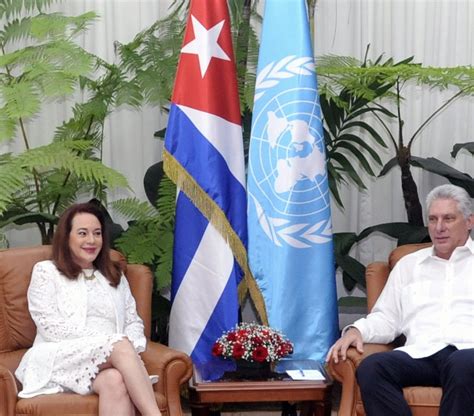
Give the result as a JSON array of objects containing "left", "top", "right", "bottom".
[{"left": 163, "top": 150, "right": 268, "bottom": 325}]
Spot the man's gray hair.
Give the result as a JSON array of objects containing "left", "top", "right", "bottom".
[{"left": 426, "top": 184, "right": 472, "bottom": 219}]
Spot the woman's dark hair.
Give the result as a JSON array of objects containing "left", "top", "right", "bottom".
[{"left": 52, "top": 202, "right": 121, "bottom": 287}]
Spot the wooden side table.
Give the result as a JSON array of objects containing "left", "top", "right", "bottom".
[{"left": 188, "top": 360, "right": 333, "bottom": 416}]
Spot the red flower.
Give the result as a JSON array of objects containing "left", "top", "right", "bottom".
[
  {"left": 227, "top": 332, "right": 237, "bottom": 341},
  {"left": 252, "top": 346, "right": 268, "bottom": 362},
  {"left": 251, "top": 336, "right": 263, "bottom": 346},
  {"left": 232, "top": 343, "right": 245, "bottom": 359},
  {"left": 212, "top": 323, "right": 293, "bottom": 362},
  {"left": 212, "top": 342, "right": 223, "bottom": 357}
]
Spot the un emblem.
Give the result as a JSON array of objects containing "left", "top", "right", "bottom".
[{"left": 248, "top": 56, "right": 332, "bottom": 248}]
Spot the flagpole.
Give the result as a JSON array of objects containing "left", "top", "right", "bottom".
[{"left": 307, "top": 0, "right": 317, "bottom": 47}]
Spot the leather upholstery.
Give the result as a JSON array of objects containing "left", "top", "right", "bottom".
[
  {"left": 328, "top": 243, "right": 441, "bottom": 416},
  {"left": 0, "top": 245, "right": 193, "bottom": 416}
]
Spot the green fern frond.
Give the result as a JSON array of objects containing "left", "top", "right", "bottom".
[
  {"left": 135, "top": 68, "right": 173, "bottom": 105},
  {"left": 114, "top": 12, "right": 183, "bottom": 106},
  {"left": 0, "top": 48, "right": 19, "bottom": 67},
  {"left": 0, "top": 0, "right": 57, "bottom": 19},
  {"left": 38, "top": 171, "right": 80, "bottom": 209},
  {"left": 2, "top": 43, "right": 49, "bottom": 68},
  {"left": 5, "top": 40, "right": 94, "bottom": 76},
  {"left": 242, "top": 69, "right": 256, "bottom": 112},
  {"left": 116, "top": 42, "right": 144, "bottom": 74},
  {"left": 0, "top": 163, "right": 29, "bottom": 214},
  {"left": 29, "top": 11, "right": 98, "bottom": 41},
  {"left": 68, "top": 11, "right": 98, "bottom": 38},
  {"left": 317, "top": 59, "right": 474, "bottom": 96},
  {"left": 14, "top": 141, "right": 74, "bottom": 168},
  {"left": 45, "top": 40, "right": 95, "bottom": 76},
  {"left": 2, "top": 40, "right": 94, "bottom": 81},
  {"left": 65, "top": 158, "right": 128, "bottom": 188},
  {"left": 21, "top": 60, "right": 54, "bottom": 80},
  {"left": 15, "top": 143, "right": 127, "bottom": 189},
  {"left": 317, "top": 54, "right": 361, "bottom": 70},
  {"left": 112, "top": 175, "right": 176, "bottom": 290},
  {"left": 0, "top": 110, "right": 17, "bottom": 142},
  {"left": 114, "top": 219, "right": 173, "bottom": 289},
  {"left": 114, "top": 222, "right": 161, "bottom": 265},
  {"left": 62, "top": 139, "right": 95, "bottom": 152},
  {"left": 53, "top": 116, "right": 97, "bottom": 142},
  {"left": 114, "top": 79, "right": 144, "bottom": 108},
  {"left": 39, "top": 71, "right": 77, "bottom": 96},
  {"left": 75, "top": 98, "right": 109, "bottom": 122},
  {"left": 154, "top": 229, "right": 174, "bottom": 289},
  {"left": 29, "top": 13, "right": 72, "bottom": 40},
  {"left": 2, "top": 80, "right": 41, "bottom": 119},
  {"left": 112, "top": 198, "right": 159, "bottom": 222},
  {"left": 0, "top": 16, "right": 32, "bottom": 45},
  {"left": 155, "top": 176, "right": 176, "bottom": 223}
]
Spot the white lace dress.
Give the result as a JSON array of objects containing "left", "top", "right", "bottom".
[{"left": 15, "top": 260, "right": 146, "bottom": 398}]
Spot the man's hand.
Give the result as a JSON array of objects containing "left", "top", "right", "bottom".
[{"left": 326, "top": 327, "right": 364, "bottom": 364}]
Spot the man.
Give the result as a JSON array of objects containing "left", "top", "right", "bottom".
[{"left": 327, "top": 184, "right": 474, "bottom": 415}]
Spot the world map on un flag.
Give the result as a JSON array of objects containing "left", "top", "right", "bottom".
[{"left": 249, "top": 57, "right": 332, "bottom": 248}]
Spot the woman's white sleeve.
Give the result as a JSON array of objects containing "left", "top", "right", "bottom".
[
  {"left": 28, "top": 262, "right": 99, "bottom": 341},
  {"left": 122, "top": 276, "right": 147, "bottom": 353}
]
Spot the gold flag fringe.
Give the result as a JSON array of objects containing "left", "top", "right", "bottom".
[{"left": 163, "top": 150, "right": 268, "bottom": 325}]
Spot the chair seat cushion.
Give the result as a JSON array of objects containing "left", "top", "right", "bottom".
[
  {"left": 404, "top": 386, "right": 442, "bottom": 409},
  {"left": 356, "top": 386, "right": 441, "bottom": 416},
  {"left": 16, "top": 391, "right": 167, "bottom": 415},
  {"left": 16, "top": 393, "right": 98, "bottom": 415}
]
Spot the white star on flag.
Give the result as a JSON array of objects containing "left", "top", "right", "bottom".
[{"left": 181, "top": 15, "right": 230, "bottom": 78}]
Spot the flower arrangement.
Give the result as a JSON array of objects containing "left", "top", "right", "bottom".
[{"left": 212, "top": 322, "right": 294, "bottom": 363}]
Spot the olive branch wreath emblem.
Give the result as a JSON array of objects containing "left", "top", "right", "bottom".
[
  {"left": 250, "top": 55, "right": 332, "bottom": 248},
  {"left": 249, "top": 195, "right": 332, "bottom": 248},
  {"left": 254, "top": 55, "right": 315, "bottom": 102}
]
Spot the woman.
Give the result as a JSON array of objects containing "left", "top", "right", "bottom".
[{"left": 15, "top": 203, "right": 161, "bottom": 416}]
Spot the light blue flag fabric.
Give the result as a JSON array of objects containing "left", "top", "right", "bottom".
[{"left": 247, "top": 0, "right": 339, "bottom": 363}]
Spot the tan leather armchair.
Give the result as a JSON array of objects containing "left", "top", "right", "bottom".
[
  {"left": 328, "top": 243, "right": 442, "bottom": 416},
  {"left": 0, "top": 245, "right": 193, "bottom": 416}
]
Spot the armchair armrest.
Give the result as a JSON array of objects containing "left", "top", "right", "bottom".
[
  {"left": 328, "top": 344, "right": 394, "bottom": 416},
  {"left": 0, "top": 364, "right": 17, "bottom": 416},
  {"left": 141, "top": 341, "right": 192, "bottom": 416}
]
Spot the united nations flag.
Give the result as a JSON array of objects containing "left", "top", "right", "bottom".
[{"left": 247, "top": 0, "right": 339, "bottom": 363}]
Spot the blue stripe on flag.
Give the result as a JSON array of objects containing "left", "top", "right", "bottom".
[
  {"left": 170, "top": 191, "right": 208, "bottom": 300},
  {"left": 166, "top": 104, "right": 248, "bottom": 240}
]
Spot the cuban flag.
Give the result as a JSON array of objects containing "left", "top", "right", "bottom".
[
  {"left": 164, "top": 0, "right": 252, "bottom": 381},
  {"left": 247, "top": 0, "right": 339, "bottom": 363}
]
